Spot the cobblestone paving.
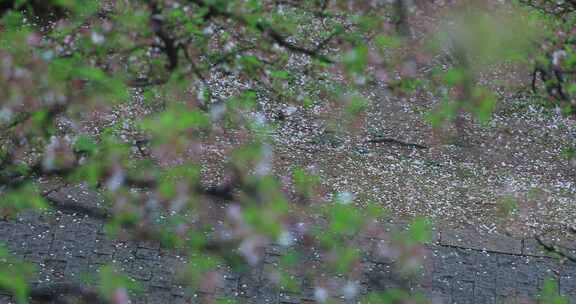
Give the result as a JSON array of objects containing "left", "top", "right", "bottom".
[{"left": 1, "top": 200, "right": 576, "bottom": 303}]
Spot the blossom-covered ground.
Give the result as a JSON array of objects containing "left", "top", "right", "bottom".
[
  {"left": 59, "top": 1, "right": 576, "bottom": 245},
  {"left": 267, "top": 85, "right": 576, "bottom": 240},
  {"left": 155, "top": 57, "right": 567, "bottom": 242}
]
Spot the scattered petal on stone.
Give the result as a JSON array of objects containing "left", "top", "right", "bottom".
[
  {"left": 91, "top": 31, "right": 105, "bottom": 45},
  {"left": 342, "top": 281, "right": 359, "bottom": 300},
  {"left": 314, "top": 287, "right": 328, "bottom": 303},
  {"left": 277, "top": 231, "right": 294, "bottom": 247}
]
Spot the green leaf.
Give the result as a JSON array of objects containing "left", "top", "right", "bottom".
[
  {"left": 186, "top": 230, "right": 208, "bottom": 250},
  {"left": 342, "top": 46, "right": 368, "bottom": 74},
  {"left": 231, "top": 143, "right": 263, "bottom": 172},
  {"left": 0, "top": 245, "right": 35, "bottom": 304},
  {"left": 407, "top": 217, "right": 431, "bottom": 244},
  {"left": 74, "top": 66, "right": 108, "bottom": 82},
  {"left": 332, "top": 246, "right": 360, "bottom": 274},
  {"left": 13, "top": 0, "right": 27, "bottom": 9},
  {"left": 567, "top": 83, "right": 576, "bottom": 96},
  {"left": 292, "top": 167, "right": 319, "bottom": 197},
  {"left": 216, "top": 298, "right": 238, "bottom": 304},
  {"left": 72, "top": 161, "right": 103, "bottom": 189},
  {"left": 398, "top": 78, "right": 423, "bottom": 92},
  {"left": 314, "top": 228, "right": 339, "bottom": 249},
  {"left": 539, "top": 278, "right": 568, "bottom": 304},
  {"left": 356, "top": 15, "right": 381, "bottom": 32},
  {"left": 565, "top": 51, "right": 576, "bottom": 69},
  {"left": 230, "top": 90, "right": 258, "bottom": 110},
  {"left": 104, "top": 212, "right": 139, "bottom": 237},
  {"left": 365, "top": 202, "right": 387, "bottom": 219},
  {"left": 73, "top": 66, "right": 129, "bottom": 101},
  {"left": 496, "top": 195, "right": 518, "bottom": 217},
  {"left": 276, "top": 268, "right": 300, "bottom": 293},
  {"left": 561, "top": 146, "right": 576, "bottom": 160},
  {"left": 1, "top": 10, "right": 24, "bottom": 28},
  {"left": 98, "top": 265, "right": 141, "bottom": 301},
  {"left": 238, "top": 55, "right": 262, "bottom": 75},
  {"left": 182, "top": 254, "right": 220, "bottom": 287},
  {"left": 302, "top": 97, "right": 314, "bottom": 108},
  {"left": 362, "top": 289, "right": 426, "bottom": 304},
  {"left": 325, "top": 204, "right": 362, "bottom": 235},
  {"left": 443, "top": 68, "right": 465, "bottom": 85},
  {"left": 424, "top": 98, "right": 460, "bottom": 127},
  {"left": 74, "top": 135, "right": 98, "bottom": 154},
  {"left": 374, "top": 34, "right": 402, "bottom": 51},
  {"left": 49, "top": 56, "right": 80, "bottom": 82},
  {"left": 345, "top": 95, "right": 368, "bottom": 116},
  {"left": 270, "top": 70, "right": 291, "bottom": 79},
  {"left": 140, "top": 105, "right": 210, "bottom": 138},
  {"left": 0, "top": 183, "right": 48, "bottom": 215},
  {"left": 243, "top": 205, "right": 282, "bottom": 237},
  {"left": 156, "top": 163, "right": 200, "bottom": 199},
  {"left": 279, "top": 250, "right": 300, "bottom": 268},
  {"left": 468, "top": 87, "right": 496, "bottom": 123},
  {"left": 31, "top": 110, "right": 49, "bottom": 126}
]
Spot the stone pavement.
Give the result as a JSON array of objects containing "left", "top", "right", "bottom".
[{"left": 1, "top": 186, "right": 575, "bottom": 303}]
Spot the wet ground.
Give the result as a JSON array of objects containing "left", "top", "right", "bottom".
[{"left": 1, "top": 186, "right": 575, "bottom": 304}]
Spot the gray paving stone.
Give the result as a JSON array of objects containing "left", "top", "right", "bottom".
[
  {"left": 534, "top": 257, "right": 560, "bottom": 289},
  {"left": 147, "top": 286, "right": 173, "bottom": 304},
  {"left": 87, "top": 253, "right": 110, "bottom": 264},
  {"left": 138, "top": 240, "right": 161, "bottom": 250},
  {"left": 441, "top": 228, "right": 522, "bottom": 254},
  {"left": 93, "top": 237, "right": 115, "bottom": 255},
  {"left": 113, "top": 244, "right": 134, "bottom": 263},
  {"left": 431, "top": 274, "right": 452, "bottom": 296},
  {"left": 426, "top": 292, "right": 452, "bottom": 304},
  {"left": 171, "top": 295, "right": 193, "bottom": 304},
  {"left": 558, "top": 238, "right": 576, "bottom": 257},
  {"left": 451, "top": 280, "right": 474, "bottom": 303},
  {"left": 473, "top": 287, "right": 497, "bottom": 304},
  {"left": 560, "top": 262, "right": 576, "bottom": 298},
  {"left": 238, "top": 269, "right": 262, "bottom": 299},
  {"left": 494, "top": 278, "right": 517, "bottom": 299},
  {"left": 522, "top": 238, "right": 549, "bottom": 257},
  {"left": 24, "top": 231, "right": 53, "bottom": 254},
  {"left": 42, "top": 258, "right": 67, "bottom": 282},
  {"left": 278, "top": 292, "right": 302, "bottom": 303},
  {"left": 135, "top": 247, "right": 160, "bottom": 260},
  {"left": 64, "top": 257, "right": 90, "bottom": 282},
  {"left": 515, "top": 259, "right": 539, "bottom": 299},
  {"left": 3, "top": 203, "right": 576, "bottom": 303},
  {"left": 150, "top": 272, "right": 172, "bottom": 289},
  {"left": 129, "top": 259, "right": 154, "bottom": 281}
]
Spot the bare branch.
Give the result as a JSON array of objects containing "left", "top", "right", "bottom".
[
  {"left": 367, "top": 137, "right": 429, "bottom": 149},
  {"left": 188, "top": 0, "right": 334, "bottom": 64},
  {"left": 534, "top": 235, "right": 576, "bottom": 263},
  {"left": 43, "top": 194, "right": 111, "bottom": 220}
]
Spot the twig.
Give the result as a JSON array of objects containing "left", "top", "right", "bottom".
[
  {"left": 534, "top": 234, "right": 576, "bottom": 263},
  {"left": 367, "top": 137, "right": 429, "bottom": 149},
  {"left": 188, "top": 0, "right": 334, "bottom": 64},
  {"left": 43, "top": 194, "right": 111, "bottom": 220}
]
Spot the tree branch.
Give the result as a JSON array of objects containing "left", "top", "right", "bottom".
[
  {"left": 43, "top": 194, "right": 111, "bottom": 220},
  {"left": 367, "top": 137, "right": 429, "bottom": 149},
  {"left": 188, "top": 0, "right": 334, "bottom": 64},
  {"left": 535, "top": 234, "right": 576, "bottom": 263}
]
